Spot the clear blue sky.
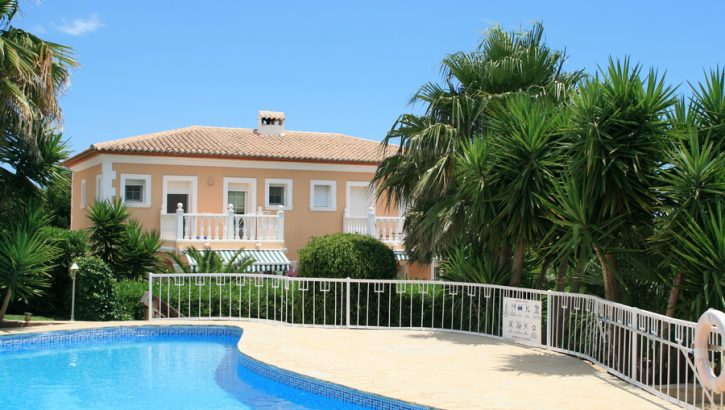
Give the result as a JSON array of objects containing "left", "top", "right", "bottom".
[{"left": 15, "top": 0, "right": 725, "bottom": 155}]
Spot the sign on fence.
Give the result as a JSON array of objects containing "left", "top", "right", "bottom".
[{"left": 502, "top": 297, "right": 542, "bottom": 345}]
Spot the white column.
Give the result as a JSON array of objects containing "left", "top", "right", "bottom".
[
  {"left": 226, "top": 203, "right": 234, "bottom": 240},
  {"left": 176, "top": 203, "right": 185, "bottom": 240},
  {"left": 367, "top": 206, "right": 376, "bottom": 237},
  {"left": 100, "top": 157, "right": 116, "bottom": 201},
  {"left": 277, "top": 205, "right": 285, "bottom": 241}
]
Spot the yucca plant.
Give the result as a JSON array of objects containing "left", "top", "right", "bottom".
[
  {"left": 559, "top": 57, "right": 677, "bottom": 301},
  {"left": 487, "top": 96, "right": 564, "bottom": 285},
  {"left": 669, "top": 203, "right": 725, "bottom": 320},
  {"left": 120, "top": 220, "right": 162, "bottom": 279},
  {"left": 87, "top": 199, "right": 130, "bottom": 270},
  {"left": 440, "top": 245, "right": 510, "bottom": 285},
  {"left": 0, "top": 205, "right": 58, "bottom": 321}
]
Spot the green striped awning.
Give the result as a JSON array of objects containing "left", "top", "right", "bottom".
[
  {"left": 394, "top": 251, "right": 409, "bottom": 261},
  {"left": 187, "top": 249, "right": 290, "bottom": 274}
]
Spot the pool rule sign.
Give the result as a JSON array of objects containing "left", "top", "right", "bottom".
[{"left": 502, "top": 297, "right": 542, "bottom": 345}]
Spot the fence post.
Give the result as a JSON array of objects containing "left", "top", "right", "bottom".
[
  {"left": 175, "top": 203, "right": 184, "bottom": 240},
  {"left": 147, "top": 272, "right": 153, "bottom": 320},
  {"left": 631, "top": 308, "right": 638, "bottom": 380},
  {"left": 225, "top": 203, "right": 234, "bottom": 240},
  {"left": 346, "top": 277, "right": 351, "bottom": 328},
  {"left": 367, "top": 207, "right": 376, "bottom": 237},
  {"left": 277, "top": 205, "right": 285, "bottom": 240},
  {"left": 546, "top": 290, "right": 553, "bottom": 348}
]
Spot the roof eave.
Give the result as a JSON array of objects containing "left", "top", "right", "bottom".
[{"left": 63, "top": 149, "right": 384, "bottom": 170}]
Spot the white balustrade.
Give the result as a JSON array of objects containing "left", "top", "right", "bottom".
[
  {"left": 342, "top": 207, "right": 405, "bottom": 243},
  {"left": 159, "top": 203, "right": 285, "bottom": 242}
]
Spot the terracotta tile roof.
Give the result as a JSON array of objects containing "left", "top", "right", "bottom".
[{"left": 68, "top": 126, "right": 394, "bottom": 165}]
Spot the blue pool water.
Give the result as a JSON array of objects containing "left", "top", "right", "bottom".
[{"left": 0, "top": 326, "right": 419, "bottom": 410}]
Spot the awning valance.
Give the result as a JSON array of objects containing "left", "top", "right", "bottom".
[
  {"left": 186, "top": 249, "right": 290, "bottom": 273},
  {"left": 394, "top": 251, "right": 409, "bottom": 261}
]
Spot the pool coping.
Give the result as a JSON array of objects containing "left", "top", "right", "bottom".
[{"left": 0, "top": 321, "right": 429, "bottom": 410}]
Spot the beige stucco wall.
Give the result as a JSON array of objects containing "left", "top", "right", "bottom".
[{"left": 70, "top": 156, "right": 400, "bottom": 261}]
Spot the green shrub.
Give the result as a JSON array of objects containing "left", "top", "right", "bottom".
[
  {"left": 116, "top": 280, "right": 147, "bottom": 320},
  {"left": 36, "top": 228, "right": 89, "bottom": 317},
  {"left": 298, "top": 233, "right": 397, "bottom": 279},
  {"left": 74, "top": 256, "right": 119, "bottom": 321}
]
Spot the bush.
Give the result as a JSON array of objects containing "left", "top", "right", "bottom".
[
  {"left": 74, "top": 256, "right": 120, "bottom": 321},
  {"left": 116, "top": 280, "right": 147, "bottom": 320},
  {"left": 298, "top": 233, "right": 397, "bottom": 279},
  {"left": 37, "top": 228, "right": 89, "bottom": 317}
]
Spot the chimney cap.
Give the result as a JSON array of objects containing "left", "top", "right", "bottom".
[{"left": 258, "top": 111, "right": 285, "bottom": 120}]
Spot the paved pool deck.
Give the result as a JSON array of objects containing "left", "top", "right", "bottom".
[{"left": 1, "top": 320, "right": 677, "bottom": 410}]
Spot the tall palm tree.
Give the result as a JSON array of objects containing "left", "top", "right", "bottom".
[
  {"left": 373, "top": 23, "right": 582, "bottom": 270},
  {"left": 0, "top": 0, "right": 76, "bottom": 154}
]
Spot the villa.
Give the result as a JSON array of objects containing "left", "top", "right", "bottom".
[{"left": 64, "top": 111, "right": 434, "bottom": 278}]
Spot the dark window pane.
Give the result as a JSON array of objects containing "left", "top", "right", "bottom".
[
  {"left": 125, "top": 184, "right": 143, "bottom": 202},
  {"left": 269, "top": 185, "right": 285, "bottom": 206},
  {"left": 228, "top": 191, "right": 246, "bottom": 214}
]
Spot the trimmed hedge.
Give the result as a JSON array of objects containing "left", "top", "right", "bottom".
[
  {"left": 74, "top": 256, "right": 120, "bottom": 321},
  {"left": 116, "top": 280, "right": 148, "bottom": 320},
  {"left": 298, "top": 233, "right": 397, "bottom": 279}
]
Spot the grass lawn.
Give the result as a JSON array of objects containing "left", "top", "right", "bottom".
[{"left": 4, "top": 314, "right": 58, "bottom": 321}]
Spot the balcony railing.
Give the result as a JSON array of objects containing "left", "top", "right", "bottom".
[
  {"left": 343, "top": 207, "right": 405, "bottom": 244},
  {"left": 160, "top": 204, "right": 284, "bottom": 242}
]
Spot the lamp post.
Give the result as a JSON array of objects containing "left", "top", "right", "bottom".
[{"left": 69, "top": 262, "right": 79, "bottom": 321}]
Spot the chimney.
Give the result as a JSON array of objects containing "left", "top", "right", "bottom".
[{"left": 257, "top": 111, "right": 285, "bottom": 136}]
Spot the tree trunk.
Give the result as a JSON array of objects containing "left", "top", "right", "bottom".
[
  {"left": 535, "top": 255, "right": 553, "bottom": 289},
  {"left": 556, "top": 257, "right": 568, "bottom": 291},
  {"left": 509, "top": 242, "right": 525, "bottom": 287},
  {"left": 0, "top": 289, "right": 12, "bottom": 322},
  {"left": 570, "top": 254, "right": 586, "bottom": 293},
  {"left": 666, "top": 272, "right": 683, "bottom": 317},
  {"left": 594, "top": 245, "right": 619, "bottom": 301}
]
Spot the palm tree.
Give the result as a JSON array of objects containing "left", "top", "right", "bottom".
[
  {"left": 0, "top": 0, "right": 76, "bottom": 154},
  {"left": 373, "top": 23, "right": 582, "bottom": 272},
  {"left": 167, "top": 246, "right": 255, "bottom": 273},
  {"left": 0, "top": 205, "right": 58, "bottom": 321}
]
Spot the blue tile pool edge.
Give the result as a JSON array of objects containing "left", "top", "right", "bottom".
[{"left": 0, "top": 325, "right": 428, "bottom": 410}]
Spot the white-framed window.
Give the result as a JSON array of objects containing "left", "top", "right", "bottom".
[
  {"left": 265, "top": 178, "right": 293, "bottom": 210},
  {"left": 120, "top": 174, "right": 151, "bottom": 208},
  {"left": 223, "top": 177, "right": 256, "bottom": 214},
  {"left": 310, "top": 180, "right": 336, "bottom": 211},
  {"left": 80, "top": 179, "right": 87, "bottom": 209},
  {"left": 95, "top": 174, "right": 102, "bottom": 201}
]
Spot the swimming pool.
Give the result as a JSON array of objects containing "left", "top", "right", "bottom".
[{"left": 0, "top": 326, "right": 424, "bottom": 409}]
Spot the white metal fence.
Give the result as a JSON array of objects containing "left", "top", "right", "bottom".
[{"left": 147, "top": 273, "right": 724, "bottom": 409}]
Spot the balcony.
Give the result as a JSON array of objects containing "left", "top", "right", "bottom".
[
  {"left": 343, "top": 207, "right": 405, "bottom": 246},
  {"left": 160, "top": 204, "right": 285, "bottom": 249}
]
